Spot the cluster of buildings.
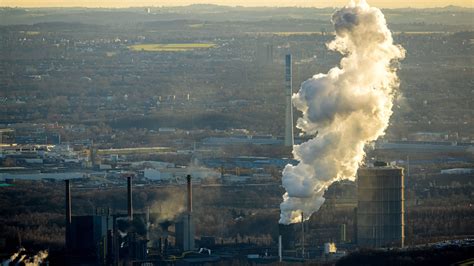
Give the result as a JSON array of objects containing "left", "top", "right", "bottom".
[
  {"left": 60, "top": 161, "right": 406, "bottom": 265},
  {"left": 63, "top": 175, "right": 210, "bottom": 265}
]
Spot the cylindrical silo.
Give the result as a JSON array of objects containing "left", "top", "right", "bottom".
[{"left": 356, "top": 163, "right": 404, "bottom": 248}]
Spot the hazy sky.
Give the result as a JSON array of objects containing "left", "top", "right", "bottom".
[{"left": 2, "top": 0, "right": 473, "bottom": 8}]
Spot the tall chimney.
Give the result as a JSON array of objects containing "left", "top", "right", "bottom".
[
  {"left": 284, "top": 54, "right": 294, "bottom": 147},
  {"left": 186, "top": 175, "right": 192, "bottom": 213},
  {"left": 127, "top": 176, "right": 133, "bottom": 221},
  {"left": 185, "top": 174, "right": 194, "bottom": 250},
  {"left": 65, "top": 179, "right": 71, "bottom": 250}
]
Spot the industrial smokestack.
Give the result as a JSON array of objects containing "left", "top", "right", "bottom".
[
  {"left": 127, "top": 176, "right": 133, "bottom": 221},
  {"left": 176, "top": 175, "right": 195, "bottom": 251},
  {"left": 65, "top": 179, "right": 71, "bottom": 250},
  {"left": 284, "top": 54, "right": 294, "bottom": 147},
  {"left": 186, "top": 175, "right": 192, "bottom": 213}
]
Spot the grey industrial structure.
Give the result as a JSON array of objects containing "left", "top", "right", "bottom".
[
  {"left": 64, "top": 174, "right": 197, "bottom": 265},
  {"left": 356, "top": 163, "right": 405, "bottom": 248},
  {"left": 65, "top": 176, "right": 148, "bottom": 265},
  {"left": 284, "top": 54, "right": 294, "bottom": 147},
  {"left": 175, "top": 175, "right": 195, "bottom": 251}
]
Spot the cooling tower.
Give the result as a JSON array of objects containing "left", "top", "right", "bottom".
[{"left": 356, "top": 163, "right": 404, "bottom": 248}]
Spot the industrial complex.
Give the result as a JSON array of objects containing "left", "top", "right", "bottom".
[
  {"left": 64, "top": 174, "right": 205, "bottom": 265},
  {"left": 56, "top": 160, "right": 407, "bottom": 265}
]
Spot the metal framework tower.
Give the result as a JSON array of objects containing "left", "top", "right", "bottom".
[{"left": 284, "top": 54, "right": 294, "bottom": 147}]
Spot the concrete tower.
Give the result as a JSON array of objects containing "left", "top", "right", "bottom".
[
  {"left": 356, "top": 162, "right": 405, "bottom": 248},
  {"left": 176, "top": 175, "right": 195, "bottom": 251},
  {"left": 284, "top": 54, "right": 294, "bottom": 147}
]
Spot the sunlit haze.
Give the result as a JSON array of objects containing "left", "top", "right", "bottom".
[
  {"left": 2, "top": 0, "right": 473, "bottom": 8},
  {"left": 1, "top": 0, "right": 473, "bottom": 263}
]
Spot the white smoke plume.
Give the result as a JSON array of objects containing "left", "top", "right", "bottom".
[
  {"left": 24, "top": 250, "right": 48, "bottom": 266},
  {"left": 2, "top": 248, "right": 24, "bottom": 266},
  {"left": 280, "top": 0, "right": 405, "bottom": 224}
]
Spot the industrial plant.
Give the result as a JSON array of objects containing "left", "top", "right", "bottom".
[
  {"left": 58, "top": 163, "right": 407, "bottom": 265},
  {"left": 63, "top": 174, "right": 209, "bottom": 265}
]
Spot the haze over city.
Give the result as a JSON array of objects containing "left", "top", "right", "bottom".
[{"left": 2, "top": 0, "right": 473, "bottom": 8}]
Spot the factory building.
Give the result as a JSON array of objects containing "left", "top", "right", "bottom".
[
  {"left": 356, "top": 162, "right": 405, "bottom": 248},
  {"left": 69, "top": 215, "right": 113, "bottom": 263},
  {"left": 65, "top": 177, "right": 148, "bottom": 265},
  {"left": 63, "top": 173, "right": 199, "bottom": 265},
  {"left": 278, "top": 224, "right": 297, "bottom": 250},
  {"left": 0, "top": 128, "right": 15, "bottom": 144}
]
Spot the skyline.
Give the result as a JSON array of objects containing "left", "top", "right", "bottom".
[{"left": 1, "top": 0, "right": 473, "bottom": 8}]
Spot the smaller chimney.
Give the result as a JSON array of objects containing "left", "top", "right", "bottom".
[
  {"left": 186, "top": 175, "right": 192, "bottom": 213},
  {"left": 353, "top": 207, "right": 358, "bottom": 244},
  {"left": 65, "top": 179, "right": 71, "bottom": 250},
  {"left": 127, "top": 176, "right": 133, "bottom": 221},
  {"left": 278, "top": 235, "right": 282, "bottom": 262},
  {"left": 301, "top": 212, "right": 305, "bottom": 258}
]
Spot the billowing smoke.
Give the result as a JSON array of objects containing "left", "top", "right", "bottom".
[
  {"left": 2, "top": 248, "right": 24, "bottom": 266},
  {"left": 24, "top": 250, "right": 48, "bottom": 266},
  {"left": 280, "top": 0, "right": 405, "bottom": 224},
  {"left": 2, "top": 248, "right": 48, "bottom": 266}
]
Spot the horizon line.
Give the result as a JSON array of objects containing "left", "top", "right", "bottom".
[{"left": 1, "top": 3, "right": 473, "bottom": 9}]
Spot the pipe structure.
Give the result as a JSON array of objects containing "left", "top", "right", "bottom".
[
  {"left": 353, "top": 207, "right": 358, "bottom": 244},
  {"left": 278, "top": 235, "right": 282, "bottom": 262},
  {"left": 127, "top": 176, "right": 133, "bottom": 221},
  {"left": 113, "top": 216, "right": 119, "bottom": 265},
  {"left": 186, "top": 175, "right": 192, "bottom": 213},
  {"left": 186, "top": 174, "right": 194, "bottom": 250},
  {"left": 65, "top": 179, "right": 71, "bottom": 250},
  {"left": 146, "top": 207, "right": 150, "bottom": 243},
  {"left": 301, "top": 212, "right": 305, "bottom": 258}
]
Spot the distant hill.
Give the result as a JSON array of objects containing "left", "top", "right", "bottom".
[{"left": 0, "top": 6, "right": 472, "bottom": 28}]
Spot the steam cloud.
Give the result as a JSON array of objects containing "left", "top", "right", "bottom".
[
  {"left": 24, "top": 250, "right": 48, "bottom": 266},
  {"left": 280, "top": 0, "right": 405, "bottom": 224}
]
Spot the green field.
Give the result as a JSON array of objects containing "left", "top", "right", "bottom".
[
  {"left": 19, "top": 31, "right": 40, "bottom": 35},
  {"left": 128, "top": 43, "right": 216, "bottom": 52},
  {"left": 188, "top": 23, "right": 205, "bottom": 28}
]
